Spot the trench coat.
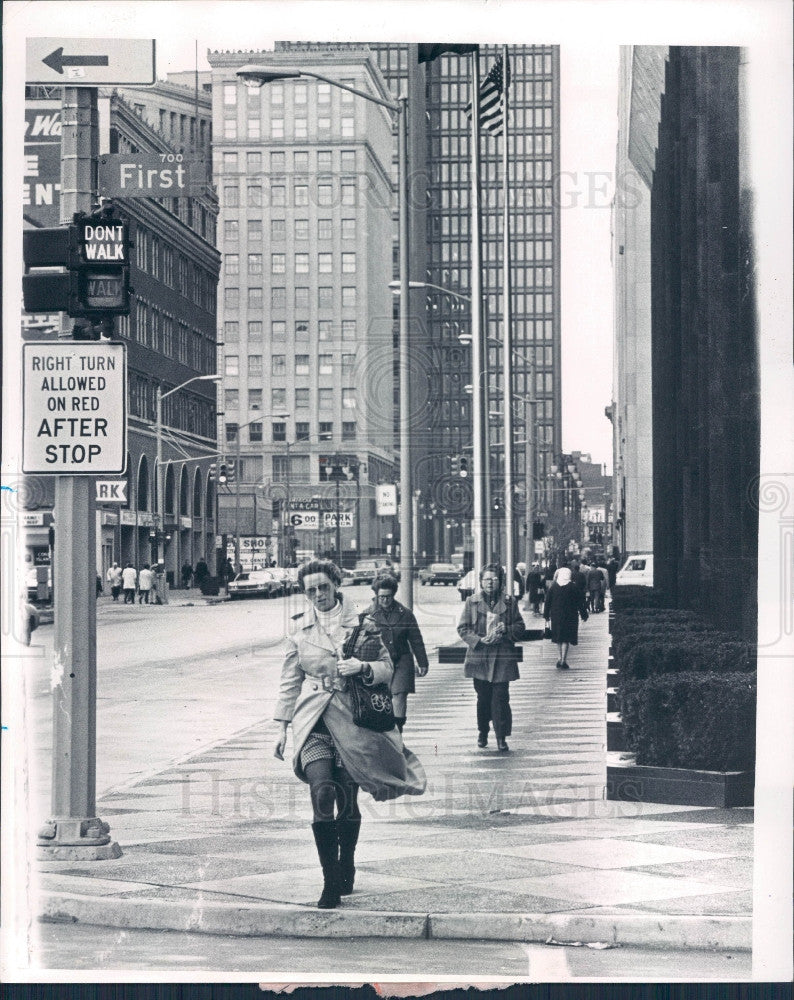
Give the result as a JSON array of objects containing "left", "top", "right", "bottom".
[
  {"left": 457, "top": 592, "right": 525, "bottom": 683},
  {"left": 365, "top": 599, "right": 429, "bottom": 695},
  {"left": 273, "top": 595, "right": 426, "bottom": 801},
  {"left": 544, "top": 582, "right": 588, "bottom": 644}
]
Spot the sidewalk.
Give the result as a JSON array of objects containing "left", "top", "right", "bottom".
[{"left": 37, "top": 601, "right": 753, "bottom": 951}]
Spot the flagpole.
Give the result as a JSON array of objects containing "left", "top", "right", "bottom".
[
  {"left": 501, "top": 45, "right": 515, "bottom": 586},
  {"left": 469, "top": 49, "right": 487, "bottom": 579}
]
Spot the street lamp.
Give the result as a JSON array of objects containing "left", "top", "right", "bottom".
[
  {"left": 156, "top": 374, "right": 221, "bottom": 566},
  {"left": 238, "top": 62, "right": 414, "bottom": 609}
]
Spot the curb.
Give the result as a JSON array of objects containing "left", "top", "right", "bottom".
[{"left": 40, "top": 893, "right": 751, "bottom": 950}]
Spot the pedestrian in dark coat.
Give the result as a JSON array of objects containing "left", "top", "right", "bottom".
[
  {"left": 544, "top": 567, "right": 588, "bottom": 670},
  {"left": 458, "top": 563, "right": 526, "bottom": 752},
  {"left": 366, "top": 572, "right": 429, "bottom": 733},
  {"left": 527, "top": 562, "right": 544, "bottom": 614}
]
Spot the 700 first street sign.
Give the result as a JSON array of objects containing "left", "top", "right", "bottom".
[{"left": 26, "top": 38, "right": 155, "bottom": 86}]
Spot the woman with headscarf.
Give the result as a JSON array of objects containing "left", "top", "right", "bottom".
[
  {"left": 457, "top": 563, "right": 526, "bottom": 752},
  {"left": 543, "top": 566, "right": 589, "bottom": 669}
]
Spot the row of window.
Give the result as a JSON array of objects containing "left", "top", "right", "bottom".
[
  {"left": 223, "top": 79, "right": 357, "bottom": 108},
  {"left": 129, "top": 374, "right": 215, "bottom": 440},
  {"left": 430, "top": 78, "right": 553, "bottom": 105},
  {"left": 220, "top": 149, "right": 358, "bottom": 174},
  {"left": 224, "top": 286, "right": 358, "bottom": 311},
  {"left": 221, "top": 179, "right": 362, "bottom": 208},
  {"left": 223, "top": 352, "right": 357, "bottom": 381},
  {"left": 435, "top": 50, "right": 553, "bottom": 79},
  {"left": 118, "top": 306, "right": 214, "bottom": 370},
  {"left": 222, "top": 385, "right": 358, "bottom": 410},
  {"left": 225, "top": 217, "right": 357, "bottom": 243},
  {"left": 220, "top": 116, "right": 356, "bottom": 141},
  {"left": 134, "top": 229, "right": 216, "bottom": 313},
  {"left": 224, "top": 252, "right": 357, "bottom": 276},
  {"left": 224, "top": 319, "right": 358, "bottom": 343},
  {"left": 224, "top": 419, "right": 357, "bottom": 443}
]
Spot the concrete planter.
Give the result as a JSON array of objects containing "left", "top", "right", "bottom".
[
  {"left": 606, "top": 713, "right": 626, "bottom": 751},
  {"left": 606, "top": 752, "right": 754, "bottom": 807}
]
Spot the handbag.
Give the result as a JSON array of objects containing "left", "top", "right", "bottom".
[
  {"left": 544, "top": 624, "right": 553, "bottom": 640},
  {"left": 342, "top": 614, "right": 396, "bottom": 732}
]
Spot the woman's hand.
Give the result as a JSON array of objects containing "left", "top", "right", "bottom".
[
  {"left": 274, "top": 722, "right": 288, "bottom": 760},
  {"left": 415, "top": 663, "right": 428, "bottom": 677},
  {"left": 337, "top": 656, "right": 365, "bottom": 677}
]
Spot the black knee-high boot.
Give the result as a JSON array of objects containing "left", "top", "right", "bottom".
[
  {"left": 395, "top": 717, "right": 406, "bottom": 733},
  {"left": 337, "top": 818, "right": 361, "bottom": 895},
  {"left": 311, "top": 820, "right": 341, "bottom": 909}
]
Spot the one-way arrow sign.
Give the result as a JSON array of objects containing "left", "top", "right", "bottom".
[
  {"left": 26, "top": 38, "right": 156, "bottom": 86},
  {"left": 42, "top": 48, "right": 110, "bottom": 75}
]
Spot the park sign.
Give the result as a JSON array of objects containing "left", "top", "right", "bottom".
[
  {"left": 99, "top": 153, "right": 207, "bottom": 198},
  {"left": 23, "top": 342, "right": 127, "bottom": 474},
  {"left": 26, "top": 38, "right": 156, "bottom": 86}
]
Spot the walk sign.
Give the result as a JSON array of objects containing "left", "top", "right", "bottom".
[
  {"left": 26, "top": 38, "right": 156, "bottom": 86},
  {"left": 23, "top": 342, "right": 127, "bottom": 474}
]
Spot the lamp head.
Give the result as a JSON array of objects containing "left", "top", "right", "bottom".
[{"left": 237, "top": 65, "right": 303, "bottom": 89}]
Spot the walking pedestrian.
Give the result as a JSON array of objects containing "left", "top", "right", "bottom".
[
  {"left": 106, "top": 562, "right": 123, "bottom": 602},
  {"left": 544, "top": 566, "right": 589, "bottom": 670},
  {"left": 121, "top": 563, "right": 137, "bottom": 604},
  {"left": 597, "top": 560, "right": 609, "bottom": 612},
  {"left": 458, "top": 563, "right": 526, "bottom": 752},
  {"left": 606, "top": 552, "right": 619, "bottom": 592},
  {"left": 194, "top": 558, "right": 209, "bottom": 591},
  {"left": 181, "top": 561, "right": 193, "bottom": 590},
  {"left": 544, "top": 558, "right": 558, "bottom": 595},
  {"left": 527, "top": 561, "right": 544, "bottom": 615},
  {"left": 273, "top": 559, "right": 426, "bottom": 909},
  {"left": 366, "top": 572, "right": 429, "bottom": 733},
  {"left": 96, "top": 573, "right": 103, "bottom": 598},
  {"left": 138, "top": 564, "right": 154, "bottom": 604},
  {"left": 586, "top": 563, "right": 602, "bottom": 613}
]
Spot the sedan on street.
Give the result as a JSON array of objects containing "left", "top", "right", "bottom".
[
  {"left": 419, "top": 562, "right": 463, "bottom": 586},
  {"left": 227, "top": 569, "right": 282, "bottom": 600}
]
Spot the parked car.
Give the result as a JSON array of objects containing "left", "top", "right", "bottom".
[
  {"left": 457, "top": 569, "right": 477, "bottom": 602},
  {"left": 19, "top": 600, "right": 40, "bottom": 645},
  {"left": 346, "top": 558, "right": 400, "bottom": 586},
  {"left": 273, "top": 566, "right": 300, "bottom": 595},
  {"left": 615, "top": 553, "right": 654, "bottom": 588},
  {"left": 227, "top": 569, "right": 282, "bottom": 600},
  {"left": 26, "top": 566, "right": 52, "bottom": 603},
  {"left": 419, "top": 562, "right": 463, "bottom": 586}
]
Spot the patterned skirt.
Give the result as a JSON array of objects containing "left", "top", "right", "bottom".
[{"left": 300, "top": 716, "right": 343, "bottom": 769}]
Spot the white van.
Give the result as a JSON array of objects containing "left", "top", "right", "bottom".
[{"left": 615, "top": 554, "right": 654, "bottom": 587}]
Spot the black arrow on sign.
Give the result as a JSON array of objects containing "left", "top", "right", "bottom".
[{"left": 42, "top": 48, "right": 109, "bottom": 75}]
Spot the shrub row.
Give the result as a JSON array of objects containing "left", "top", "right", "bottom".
[
  {"left": 609, "top": 587, "right": 670, "bottom": 612},
  {"left": 612, "top": 623, "right": 716, "bottom": 670},
  {"left": 621, "top": 671, "right": 757, "bottom": 771}
]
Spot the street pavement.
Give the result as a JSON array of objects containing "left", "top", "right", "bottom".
[{"left": 12, "top": 584, "right": 754, "bottom": 974}]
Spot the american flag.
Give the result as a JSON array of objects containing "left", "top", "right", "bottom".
[{"left": 465, "top": 55, "right": 508, "bottom": 136}]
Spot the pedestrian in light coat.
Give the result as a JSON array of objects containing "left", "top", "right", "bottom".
[
  {"left": 138, "top": 564, "right": 154, "bottom": 604},
  {"left": 121, "top": 563, "right": 137, "bottom": 604},
  {"left": 366, "top": 571, "right": 429, "bottom": 733},
  {"left": 273, "top": 559, "right": 426, "bottom": 910},
  {"left": 106, "top": 562, "right": 123, "bottom": 601},
  {"left": 458, "top": 563, "right": 526, "bottom": 753}
]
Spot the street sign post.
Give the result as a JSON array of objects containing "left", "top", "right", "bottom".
[
  {"left": 23, "top": 342, "right": 127, "bottom": 474},
  {"left": 26, "top": 38, "right": 156, "bottom": 86},
  {"left": 98, "top": 154, "right": 206, "bottom": 198}
]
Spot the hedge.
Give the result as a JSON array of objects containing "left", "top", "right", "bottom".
[
  {"left": 621, "top": 671, "right": 756, "bottom": 771},
  {"left": 621, "top": 638, "right": 756, "bottom": 686},
  {"left": 610, "top": 611, "right": 704, "bottom": 639},
  {"left": 612, "top": 623, "right": 716, "bottom": 670}
]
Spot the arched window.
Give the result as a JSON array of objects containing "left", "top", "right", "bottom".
[{"left": 137, "top": 455, "right": 149, "bottom": 511}]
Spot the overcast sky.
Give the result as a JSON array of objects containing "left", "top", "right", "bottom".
[{"left": 4, "top": 0, "right": 788, "bottom": 475}]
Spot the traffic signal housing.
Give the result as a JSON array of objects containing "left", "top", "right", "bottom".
[
  {"left": 218, "top": 464, "right": 228, "bottom": 485},
  {"left": 459, "top": 456, "right": 469, "bottom": 478}
]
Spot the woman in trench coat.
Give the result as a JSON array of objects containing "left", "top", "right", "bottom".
[
  {"left": 273, "top": 559, "right": 426, "bottom": 909},
  {"left": 543, "top": 566, "right": 589, "bottom": 669},
  {"left": 457, "top": 563, "right": 526, "bottom": 752}
]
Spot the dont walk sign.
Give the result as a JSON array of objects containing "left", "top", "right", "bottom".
[{"left": 23, "top": 342, "right": 127, "bottom": 474}]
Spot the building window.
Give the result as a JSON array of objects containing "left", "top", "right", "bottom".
[
  {"left": 248, "top": 253, "right": 262, "bottom": 274},
  {"left": 318, "top": 253, "right": 332, "bottom": 273},
  {"left": 247, "top": 151, "right": 261, "bottom": 172},
  {"left": 318, "top": 388, "right": 333, "bottom": 409},
  {"left": 270, "top": 219, "right": 285, "bottom": 241},
  {"left": 342, "top": 320, "right": 356, "bottom": 340},
  {"left": 294, "top": 150, "right": 309, "bottom": 172},
  {"left": 248, "top": 320, "right": 262, "bottom": 339},
  {"left": 247, "top": 118, "right": 261, "bottom": 139},
  {"left": 342, "top": 388, "right": 357, "bottom": 409},
  {"left": 318, "top": 320, "right": 332, "bottom": 341},
  {"left": 317, "top": 184, "right": 333, "bottom": 206},
  {"left": 318, "top": 286, "right": 333, "bottom": 309},
  {"left": 249, "top": 388, "right": 263, "bottom": 410},
  {"left": 224, "top": 253, "right": 239, "bottom": 275},
  {"left": 318, "top": 218, "right": 333, "bottom": 240},
  {"left": 295, "top": 320, "right": 309, "bottom": 340},
  {"left": 340, "top": 150, "right": 356, "bottom": 172},
  {"left": 271, "top": 150, "right": 285, "bottom": 172},
  {"left": 296, "top": 421, "right": 310, "bottom": 441},
  {"left": 341, "top": 116, "right": 354, "bottom": 138},
  {"left": 272, "top": 320, "right": 286, "bottom": 340},
  {"left": 248, "top": 355, "right": 262, "bottom": 375},
  {"left": 225, "top": 355, "right": 239, "bottom": 376},
  {"left": 225, "top": 287, "right": 239, "bottom": 310},
  {"left": 223, "top": 151, "right": 238, "bottom": 170},
  {"left": 294, "top": 183, "right": 309, "bottom": 206},
  {"left": 294, "top": 218, "right": 309, "bottom": 240},
  {"left": 317, "top": 150, "right": 333, "bottom": 173},
  {"left": 340, "top": 81, "right": 354, "bottom": 103},
  {"left": 341, "top": 183, "right": 356, "bottom": 206},
  {"left": 342, "top": 286, "right": 356, "bottom": 308},
  {"left": 294, "top": 118, "right": 307, "bottom": 139},
  {"left": 247, "top": 184, "right": 262, "bottom": 207},
  {"left": 295, "top": 388, "right": 310, "bottom": 409},
  {"left": 248, "top": 422, "right": 263, "bottom": 443},
  {"left": 319, "top": 421, "right": 333, "bottom": 440},
  {"left": 248, "top": 287, "right": 263, "bottom": 309},
  {"left": 271, "top": 118, "right": 284, "bottom": 139},
  {"left": 294, "top": 83, "right": 307, "bottom": 104},
  {"left": 272, "top": 421, "right": 286, "bottom": 442},
  {"left": 341, "top": 218, "right": 355, "bottom": 240},
  {"left": 295, "top": 287, "right": 309, "bottom": 309},
  {"left": 223, "top": 119, "right": 237, "bottom": 140},
  {"left": 341, "top": 252, "right": 356, "bottom": 273},
  {"left": 224, "top": 320, "right": 238, "bottom": 342},
  {"left": 272, "top": 355, "right": 286, "bottom": 375},
  {"left": 271, "top": 253, "right": 286, "bottom": 274},
  {"left": 341, "top": 354, "right": 355, "bottom": 376},
  {"left": 271, "top": 287, "right": 285, "bottom": 309},
  {"left": 225, "top": 422, "right": 238, "bottom": 443},
  {"left": 249, "top": 218, "right": 263, "bottom": 240},
  {"left": 225, "top": 388, "right": 239, "bottom": 410},
  {"left": 271, "top": 186, "right": 286, "bottom": 207},
  {"left": 224, "top": 219, "right": 239, "bottom": 241},
  {"left": 318, "top": 117, "right": 330, "bottom": 133},
  {"left": 293, "top": 354, "right": 309, "bottom": 376},
  {"left": 295, "top": 253, "right": 309, "bottom": 273},
  {"left": 342, "top": 421, "right": 356, "bottom": 441},
  {"left": 318, "top": 354, "right": 333, "bottom": 375},
  {"left": 317, "top": 82, "right": 331, "bottom": 104},
  {"left": 272, "top": 388, "right": 287, "bottom": 411},
  {"left": 223, "top": 185, "right": 239, "bottom": 207},
  {"left": 223, "top": 83, "right": 237, "bottom": 105},
  {"left": 270, "top": 84, "right": 283, "bottom": 105}
]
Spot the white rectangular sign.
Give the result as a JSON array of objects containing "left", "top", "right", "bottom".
[
  {"left": 376, "top": 484, "right": 398, "bottom": 516},
  {"left": 23, "top": 342, "right": 127, "bottom": 474},
  {"left": 324, "top": 512, "right": 354, "bottom": 528},
  {"left": 26, "top": 38, "right": 156, "bottom": 86},
  {"left": 289, "top": 510, "right": 319, "bottom": 531},
  {"left": 96, "top": 480, "right": 127, "bottom": 503}
]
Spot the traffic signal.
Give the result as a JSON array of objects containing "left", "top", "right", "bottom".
[
  {"left": 226, "top": 459, "right": 236, "bottom": 484},
  {"left": 209, "top": 463, "right": 217, "bottom": 481},
  {"left": 459, "top": 456, "right": 469, "bottom": 478},
  {"left": 218, "top": 463, "right": 228, "bottom": 484},
  {"left": 533, "top": 520, "right": 545, "bottom": 540},
  {"left": 22, "top": 204, "right": 131, "bottom": 328}
]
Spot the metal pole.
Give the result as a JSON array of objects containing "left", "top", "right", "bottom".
[
  {"left": 38, "top": 86, "right": 119, "bottom": 860},
  {"left": 335, "top": 465, "right": 342, "bottom": 562},
  {"left": 397, "top": 94, "right": 414, "bottom": 610},
  {"left": 469, "top": 51, "right": 487, "bottom": 579},
  {"left": 156, "top": 387, "right": 164, "bottom": 564},
  {"left": 234, "top": 431, "right": 241, "bottom": 571},
  {"left": 501, "top": 45, "right": 515, "bottom": 584}
]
